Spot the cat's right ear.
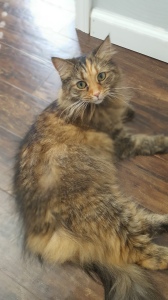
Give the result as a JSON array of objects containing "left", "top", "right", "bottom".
[
  {"left": 51, "top": 57, "right": 74, "bottom": 79},
  {"left": 95, "top": 35, "right": 116, "bottom": 60}
]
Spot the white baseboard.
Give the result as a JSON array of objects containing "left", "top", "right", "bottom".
[{"left": 91, "top": 8, "right": 168, "bottom": 63}]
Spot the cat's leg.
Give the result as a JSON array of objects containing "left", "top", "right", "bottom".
[
  {"left": 114, "top": 130, "right": 168, "bottom": 158},
  {"left": 142, "top": 212, "right": 168, "bottom": 236},
  {"left": 124, "top": 208, "right": 168, "bottom": 270},
  {"left": 122, "top": 104, "right": 135, "bottom": 122},
  {"left": 134, "top": 243, "right": 168, "bottom": 270},
  {"left": 123, "top": 201, "right": 168, "bottom": 237}
]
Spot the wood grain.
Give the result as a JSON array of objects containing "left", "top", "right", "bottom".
[
  {"left": 0, "top": 81, "right": 46, "bottom": 137},
  {"left": 1, "top": 1, "right": 80, "bottom": 62},
  {"left": 0, "top": 43, "right": 51, "bottom": 93},
  {"left": 33, "top": 70, "right": 61, "bottom": 102},
  {"left": 0, "top": 127, "right": 19, "bottom": 193}
]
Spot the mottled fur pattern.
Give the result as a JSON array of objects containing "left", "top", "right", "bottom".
[{"left": 14, "top": 36, "right": 168, "bottom": 299}]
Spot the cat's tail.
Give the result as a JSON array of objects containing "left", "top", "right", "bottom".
[{"left": 83, "top": 263, "right": 164, "bottom": 300}]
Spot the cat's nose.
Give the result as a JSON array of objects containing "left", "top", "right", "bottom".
[{"left": 93, "top": 91, "right": 100, "bottom": 98}]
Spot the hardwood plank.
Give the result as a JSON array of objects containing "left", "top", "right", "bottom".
[
  {"left": 1, "top": 2, "right": 80, "bottom": 62},
  {"left": 33, "top": 70, "right": 61, "bottom": 102},
  {"left": 128, "top": 91, "right": 168, "bottom": 135},
  {"left": 0, "top": 126, "right": 22, "bottom": 191},
  {"left": 60, "top": 19, "right": 78, "bottom": 41},
  {"left": 114, "top": 47, "right": 168, "bottom": 81},
  {"left": 0, "top": 127, "right": 19, "bottom": 193},
  {"left": 118, "top": 157, "right": 168, "bottom": 213},
  {"left": 2, "top": 23, "right": 80, "bottom": 62},
  {"left": 22, "top": 0, "right": 75, "bottom": 33},
  {"left": 0, "top": 270, "right": 40, "bottom": 300},
  {"left": 0, "top": 81, "right": 47, "bottom": 138},
  {"left": 0, "top": 43, "right": 52, "bottom": 94},
  {"left": 117, "top": 62, "right": 168, "bottom": 102}
]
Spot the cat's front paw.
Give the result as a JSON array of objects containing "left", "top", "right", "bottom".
[
  {"left": 154, "top": 135, "right": 168, "bottom": 154},
  {"left": 160, "top": 136, "right": 168, "bottom": 153},
  {"left": 165, "top": 137, "right": 168, "bottom": 150}
]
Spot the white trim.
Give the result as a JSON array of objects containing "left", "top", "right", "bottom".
[
  {"left": 75, "top": 0, "right": 92, "bottom": 34},
  {"left": 91, "top": 8, "right": 168, "bottom": 63}
]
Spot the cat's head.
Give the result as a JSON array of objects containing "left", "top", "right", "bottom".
[{"left": 52, "top": 36, "right": 120, "bottom": 119}]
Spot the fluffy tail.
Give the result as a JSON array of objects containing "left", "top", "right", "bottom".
[{"left": 84, "top": 263, "right": 164, "bottom": 300}]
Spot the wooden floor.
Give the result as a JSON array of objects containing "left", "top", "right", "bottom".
[{"left": 0, "top": 0, "right": 168, "bottom": 299}]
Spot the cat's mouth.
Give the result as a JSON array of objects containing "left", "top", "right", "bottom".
[
  {"left": 92, "top": 94, "right": 105, "bottom": 105},
  {"left": 93, "top": 98, "right": 104, "bottom": 105}
]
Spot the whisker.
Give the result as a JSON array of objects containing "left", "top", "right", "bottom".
[
  {"left": 89, "top": 103, "right": 96, "bottom": 121},
  {"left": 109, "top": 93, "right": 122, "bottom": 100},
  {"left": 109, "top": 94, "right": 128, "bottom": 105},
  {"left": 68, "top": 103, "right": 81, "bottom": 120},
  {"left": 59, "top": 98, "right": 96, "bottom": 122},
  {"left": 80, "top": 102, "right": 88, "bottom": 121},
  {"left": 70, "top": 101, "right": 86, "bottom": 121},
  {"left": 114, "top": 87, "right": 141, "bottom": 90},
  {"left": 72, "top": 102, "right": 84, "bottom": 120},
  {"left": 109, "top": 89, "right": 128, "bottom": 98},
  {"left": 80, "top": 102, "right": 88, "bottom": 119},
  {"left": 59, "top": 100, "right": 81, "bottom": 119}
]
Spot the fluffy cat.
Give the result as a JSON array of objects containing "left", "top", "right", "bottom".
[{"left": 14, "top": 36, "right": 168, "bottom": 300}]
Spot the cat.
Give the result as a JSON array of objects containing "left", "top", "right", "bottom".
[{"left": 13, "top": 36, "right": 168, "bottom": 300}]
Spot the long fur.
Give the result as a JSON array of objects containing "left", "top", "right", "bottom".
[
  {"left": 13, "top": 36, "right": 168, "bottom": 300},
  {"left": 84, "top": 263, "right": 164, "bottom": 300}
]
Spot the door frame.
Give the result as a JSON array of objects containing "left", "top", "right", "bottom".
[{"left": 75, "top": 0, "right": 92, "bottom": 34}]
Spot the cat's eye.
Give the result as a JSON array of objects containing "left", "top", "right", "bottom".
[
  {"left": 97, "top": 72, "right": 106, "bottom": 82},
  {"left": 77, "top": 81, "right": 87, "bottom": 89}
]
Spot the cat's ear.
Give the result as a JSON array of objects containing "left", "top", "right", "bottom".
[
  {"left": 95, "top": 35, "right": 116, "bottom": 59},
  {"left": 51, "top": 57, "right": 74, "bottom": 79}
]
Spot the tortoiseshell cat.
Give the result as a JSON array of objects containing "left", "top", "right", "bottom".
[{"left": 14, "top": 36, "right": 168, "bottom": 300}]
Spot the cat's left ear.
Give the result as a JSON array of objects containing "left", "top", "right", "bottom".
[
  {"left": 95, "top": 35, "right": 116, "bottom": 60},
  {"left": 51, "top": 57, "right": 74, "bottom": 79}
]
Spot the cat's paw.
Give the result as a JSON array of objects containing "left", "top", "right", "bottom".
[
  {"left": 165, "top": 137, "right": 168, "bottom": 151},
  {"left": 155, "top": 135, "right": 168, "bottom": 153},
  {"left": 161, "top": 136, "right": 168, "bottom": 153}
]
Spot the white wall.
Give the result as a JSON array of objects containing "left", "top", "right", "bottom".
[{"left": 93, "top": 0, "right": 168, "bottom": 31}]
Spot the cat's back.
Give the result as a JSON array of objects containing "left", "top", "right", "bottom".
[
  {"left": 18, "top": 101, "right": 114, "bottom": 161},
  {"left": 14, "top": 101, "right": 114, "bottom": 193}
]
